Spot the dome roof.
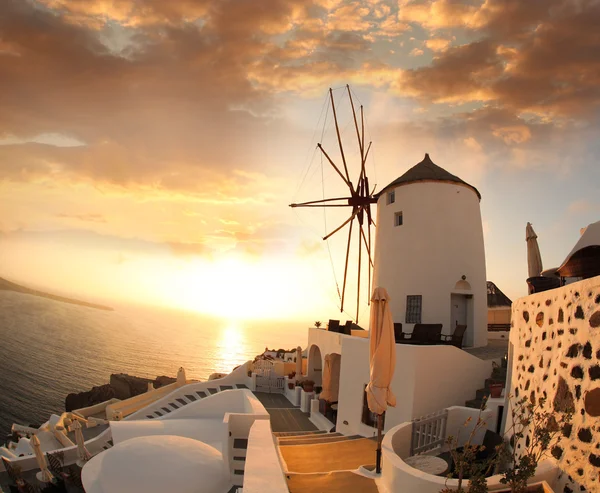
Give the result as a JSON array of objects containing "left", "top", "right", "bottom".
[
  {"left": 377, "top": 154, "right": 481, "bottom": 200},
  {"left": 82, "top": 435, "right": 229, "bottom": 493}
]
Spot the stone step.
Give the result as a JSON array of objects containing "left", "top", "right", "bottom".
[
  {"left": 220, "top": 385, "right": 233, "bottom": 390},
  {"left": 485, "top": 377, "right": 506, "bottom": 388},
  {"left": 176, "top": 398, "right": 188, "bottom": 406},
  {"left": 273, "top": 430, "right": 326, "bottom": 437},
  {"left": 207, "top": 388, "right": 218, "bottom": 395},
  {"left": 465, "top": 398, "right": 484, "bottom": 409},
  {"left": 185, "top": 394, "right": 197, "bottom": 402},
  {"left": 476, "top": 388, "right": 491, "bottom": 401},
  {"left": 278, "top": 435, "right": 363, "bottom": 446},
  {"left": 278, "top": 432, "right": 343, "bottom": 442},
  {"left": 236, "top": 384, "right": 248, "bottom": 389}
]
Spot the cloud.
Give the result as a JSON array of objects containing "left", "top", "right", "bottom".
[
  {"left": 424, "top": 38, "right": 451, "bottom": 52},
  {"left": 409, "top": 47, "right": 424, "bottom": 56},
  {"left": 56, "top": 213, "right": 107, "bottom": 223},
  {"left": 395, "top": 0, "right": 600, "bottom": 120}
]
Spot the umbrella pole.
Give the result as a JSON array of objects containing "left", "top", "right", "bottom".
[{"left": 376, "top": 412, "right": 383, "bottom": 474}]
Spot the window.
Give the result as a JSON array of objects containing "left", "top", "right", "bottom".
[
  {"left": 394, "top": 211, "right": 403, "bottom": 227},
  {"left": 387, "top": 191, "right": 395, "bottom": 204},
  {"left": 405, "top": 295, "right": 422, "bottom": 324},
  {"left": 361, "top": 384, "right": 385, "bottom": 428}
]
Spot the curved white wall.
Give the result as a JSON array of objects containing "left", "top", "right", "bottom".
[{"left": 374, "top": 181, "right": 487, "bottom": 347}]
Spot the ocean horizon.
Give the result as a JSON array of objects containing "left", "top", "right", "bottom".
[{"left": 0, "top": 290, "right": 309, "bottom": 439}]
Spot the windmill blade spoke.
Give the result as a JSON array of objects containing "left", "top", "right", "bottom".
[
  {"left": 360, "top": 225, "right": 374, "bottom": 267},
  {"left": 323, "top": 210, "right": 358, "bottom": 241},
  {"left": 367, "top": 223, "right": 372, "bottom": 306},
  {"left": 356, "top": 217, "right": 362, "bottom": 322},
  {"left": 317, "top": 144, "right": 352, "bottom": 189},
  {"left": 340, "top": 218, "right": 354, "bottom": 313},
  {"left": 329, "top": 88, "right": 352, "bottom": 188},
  {"left": 360, "top": 141, "right": 372, "bottom": 183},
  {"left": 290, "top": 196, "right": 352, "bottom": 208},
  {"left": 347, "top": 84, "right": 363, "bottom": 158}
]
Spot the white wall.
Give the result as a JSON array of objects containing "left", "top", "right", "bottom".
[
  {"left": 243, "top": 420, "right": 288, "bottom": 493},
  {"left": 374, "top": 181, "right": 487, "bottom": 348},
  {"left": 335, "top": 337, "right": 492, "bottom": 437},
  {"left": 381, "top": 419, "right": 558, "bottom": 493},
  {"left": 125, "top": 361, "right": 252, "bottom": 421}
]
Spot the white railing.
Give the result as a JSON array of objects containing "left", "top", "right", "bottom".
[
  {"left": 410, "top": 409, "right": 448, "bottom": 456},
  {"left": 255, "top": 374, "right": 285, "bottom": 394},
  {"left": 253, "top": 359, "right": 275, "bottom": 375}
]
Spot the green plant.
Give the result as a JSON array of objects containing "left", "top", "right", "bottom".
[
  {"left": 491, "top": 361, "right": 506, "bottom": 381},
  {"left": 315, "top": 321, "right": 322, "bottom": 328},
  {"left": 499, "top": 395, "right": 572, "bottom": 493},
  {"left": 441, "top": 398, "right": 497, "bottom": 493},
  {"left": 315, "top": 386, "right": 322, "bottom": 394}
]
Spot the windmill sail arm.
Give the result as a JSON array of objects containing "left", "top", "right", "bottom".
[
  {"left": 290, "top": 197, "right": 352, "bottom": 208},
  {"left": 323, "top": 210, "right": 358, "bottom": 241},
  {"left": 317, "top": 144, "right": 353, "bottom": 190}
]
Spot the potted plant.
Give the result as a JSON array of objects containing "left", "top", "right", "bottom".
[
  {"left": 288, "top": 381, "right": 295, "bottom": 390},
  {"left": 301, "top": 380, "right": 315, "bottom": 392},
  {"left": 315, "top": 321, "right": 322, "bottom": 328}
]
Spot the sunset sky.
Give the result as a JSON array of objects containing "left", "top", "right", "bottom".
[{"left": 1, "top": 0, "right": 599, "bottom": 322}]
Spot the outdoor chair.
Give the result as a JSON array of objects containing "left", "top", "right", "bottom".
[
  {"left": 393, "top": 323, "right": 403, "bottom": 343},
  {"left": 440, "top": 324, "right": 467, "bottom": 349},
  {"left": 397, "top": 324, "right": 443, "bottom": 345},
  {"left": 327, "top": 319, "right": 340, "bottom": 333}
]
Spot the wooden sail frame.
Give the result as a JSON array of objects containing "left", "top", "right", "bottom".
[{"left": 290, "top": 85, "right": 377, "bottom": 322}]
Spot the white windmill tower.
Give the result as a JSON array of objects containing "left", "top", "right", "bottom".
[{"left": 372, "top": 154, "right": 488, "bottom": 348}]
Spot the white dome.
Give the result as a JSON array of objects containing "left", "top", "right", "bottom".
[{"left": 82, "top": 435, "right": 230, "bottom": 493}]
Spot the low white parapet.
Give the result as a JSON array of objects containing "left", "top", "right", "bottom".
[
  {"left": 381, "top": 406, "right": 560, "bottom": 493},
  {"left": 243, "top": 420, "right": 288, "bottom": 493}
]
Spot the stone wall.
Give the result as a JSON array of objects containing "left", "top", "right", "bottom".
[{"left": 509, "top": 275, "right": 600, "bottom": 493}]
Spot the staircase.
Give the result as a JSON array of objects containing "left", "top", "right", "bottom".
[
  {"left": 275, "top": 430, "right": 363, "bottom": 446},
  {"left": 142, "top": 384, "right": 249, "bottom": 419},
  {"left": 465, "top": 366, "right": 507, "bottom": 409}
]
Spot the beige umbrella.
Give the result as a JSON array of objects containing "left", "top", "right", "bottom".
[
  {"left": 366, "top": 287, "right": 397, "bottom": 473},
  {"left": 320, "top": 354, "right": 332, "bottom": 401},
  {"left": 526, "top": 222, "right": 543, "bottom": 278},
  {"left": 70, "top": 420, "right": 92, "bottom": 466},
  {"left": 30, "top": 434, "right": 54, "bottom": 483},
  {"left": 295, "top": 346, "right": 302, "bottom": 382}
]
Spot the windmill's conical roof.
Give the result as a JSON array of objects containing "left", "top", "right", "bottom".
[
  {"left": 486, "top": 281, "right": 512, "bottom": 308},
  {"left": 377, "top": 154, "right": 481, "bottom": 200}
]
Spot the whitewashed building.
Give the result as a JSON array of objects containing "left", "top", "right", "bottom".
[{"left": 373, "top": 154, "right": 488, "bottom": 348}]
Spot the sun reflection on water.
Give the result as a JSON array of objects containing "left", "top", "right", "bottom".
[{"left": 216, "top": 323, "right": 248, "bottom": 373}]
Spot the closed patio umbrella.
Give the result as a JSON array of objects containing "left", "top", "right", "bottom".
[
  {"left": 320, "top": 354, "right": 332, "bottom": 401},
  {"left": 30, "top": 434, "right": 53, "bottom": 483},
  {"left": 366, "top": 287, "right": 396, "bottom": 474},
  {"left": 295, "top": 346, "right": 302, "bottom": 381},
  {"left": 526, "top": 222, "right": 543, "bottom": 278},
  {"left": 71, "top": 420, "right": 92, "bottom": 466}
]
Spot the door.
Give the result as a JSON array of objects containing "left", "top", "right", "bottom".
[{"left": 451, "top": 294, "right": 468, "bottom": 328}]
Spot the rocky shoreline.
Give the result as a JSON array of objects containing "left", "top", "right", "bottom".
[{"left": 65, "top": 373, "right": 176, "bottom": 411}]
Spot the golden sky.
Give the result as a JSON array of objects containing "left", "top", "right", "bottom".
[{"left": 1, "top": 0, "right": 599, "bottom": 321}]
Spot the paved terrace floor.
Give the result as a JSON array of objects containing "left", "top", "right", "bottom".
[
  {"left": 464, "top": 338, "right": 508, "bottom": 360},
  {"left": 252, "top": 392, "right": 317, "bottom": 433}
]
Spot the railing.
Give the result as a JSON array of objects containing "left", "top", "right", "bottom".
[
  {"left": 253, "top": 359, "right": 275, "bottom": 374},
  {"left": 255, "top": 374, "right": 285, "bottom": 394},
  {"left": 410, "top": 409, "right": 448, "bottom": 456}
]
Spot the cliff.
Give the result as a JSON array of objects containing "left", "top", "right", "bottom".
[
  {"left": 0, "top": 276, "right": 113, "bottom": 311},
  {"left": 65, "top": 373, "right": 176, "bottom": 411}
]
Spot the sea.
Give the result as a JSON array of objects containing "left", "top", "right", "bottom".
[{"left": 0, "top": 290, "right": 309, "bottom": 440}]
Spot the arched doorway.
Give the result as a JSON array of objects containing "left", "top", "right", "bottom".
[{"left": 307, "top": 345, "right": 323, "bottom": 385}]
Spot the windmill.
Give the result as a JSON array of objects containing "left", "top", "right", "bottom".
[{"left": 290, "top": 85, "right": 377, "bottom": 322}]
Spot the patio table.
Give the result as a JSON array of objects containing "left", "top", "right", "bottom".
[{"left": 404, "top": 455, "right": 448, "bottom": 476}]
